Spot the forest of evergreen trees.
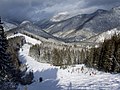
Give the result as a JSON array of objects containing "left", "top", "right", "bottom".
[
  {"left": 29, "top": 34, "right": 120, "bottom": 73},
  {"left": 7, "top": 36, "right": 26, "bottom": 69},
  {"left": 85, "top": 34, "right": 120, "bottom": 73},
  {"left": 29, "top": 44, "right": 85, "bottom": 67}
]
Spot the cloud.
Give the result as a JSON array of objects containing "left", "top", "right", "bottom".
[
  {"left": 84, "top": 0, "right": 120, "bottom": 7},
  {"left": 0, "top": 0, "right": 120, "bottom": 22}
]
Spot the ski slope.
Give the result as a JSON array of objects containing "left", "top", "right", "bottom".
[
  {"left": 15, "top": 33, "right": 120, "bottom": 90},
  {"left": 8, "top": 33, "right": 41, "bottom": 45}
]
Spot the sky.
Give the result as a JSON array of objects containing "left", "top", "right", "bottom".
[{"left": 0, "top": 0, "right": 120, "bottom": 23}]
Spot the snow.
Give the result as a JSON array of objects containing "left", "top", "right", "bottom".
[
  {"left": 51, "top": 12, "right": 69, "bottom": 22},
  {"left": 16, "top": 33, "right": 120, "bottom": 90},
  {"left": 3, "top": 21, "right": 17, "bottom": 31},
  {"left": 8, "top": 33, "right": 41, "bottom": 45},
  {"left": 21, "top": 21, "right": 31, "bottom": 25},
  {"left": 97, "top": 28, "right": 120, "bottom": 42},
  {"left": 18, "top": 44, "right": 61, "bottom": 90}
]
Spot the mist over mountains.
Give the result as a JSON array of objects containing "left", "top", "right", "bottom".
[{"left": 0, "top": 0, "right": 120, "bottom": 23}]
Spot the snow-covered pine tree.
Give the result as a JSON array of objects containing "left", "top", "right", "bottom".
[{"left": 0, "top": 17, "right": 19, "bottom": 89}]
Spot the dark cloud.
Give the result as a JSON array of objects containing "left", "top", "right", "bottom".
[
  {"left": 83, "top": 0, "right": 120, "bottom": 9},
  {"left": 85, "top": 0, "right": 120, "bottom": 6},
  {"left": 0, "top": 0, "right": 120, "bottom": 22}
]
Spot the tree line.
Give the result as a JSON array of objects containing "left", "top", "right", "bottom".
[{"left": 29, "top": 44, "right": 85, "bottom": 66}]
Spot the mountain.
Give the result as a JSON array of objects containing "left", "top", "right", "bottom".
[
  {"left": 6, "top": 6, "right": 120, "bottom": 44},
  {"left": 50, "top": 12, "right": 71, "bottom": 22},
  {"left": 84, "top": 27, "right": 120, "bottom": 43},
  {"left": 41, "top": 7, "right": 120, "bottom": 42},
  {"left": 6, "top": 21, "right": 63, "bottom": 43},
  {"left": 7, "top": 21, "right": 60, "bottom": 40},
  {"left": 35, "top": 19, "right": 55, "bottom": 29},
  {"left": 3, "top": 21, "right": 17, "bottom": 31}
]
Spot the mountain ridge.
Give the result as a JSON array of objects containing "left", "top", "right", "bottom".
[{"left": 5, "top": 6, "right": 120, "bottom": 43}]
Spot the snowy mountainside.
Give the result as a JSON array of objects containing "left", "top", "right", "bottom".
[
  {"left": 5, "top": 6, "right": 120, "bottom": 44},
  {"left": 19, "top": 21, "right": 54, "bottom": 39},
  {"left": 50, "top": 12, "right": 70, "bottom": 22},
  {"left": 85, "top": 28, "right": 120, "bottom": 43},
  {"left": 3, "top": 21, "right": 17, "bottom": 31},
  {"left": 45, "top": 13, "right": 97, "bottom": 42},
  {"left": 7, "top": 21, "right": 63, "bottom": 41},
  {"left": 43, "top": 7, "right": 120, "bottom": 42},
  {"left": 13, "top": 33, "right": 120, "bottom": 90},
  {"left": 7, "top": 21, "right": 120, "bottom": 48}
]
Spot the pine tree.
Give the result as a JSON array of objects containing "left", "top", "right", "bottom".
[
  {"left": 80, "top": 49, "right": 85, "bottom": 64},
  {"left": 0, "top": 17, "right": 20, "bottom": 89}
]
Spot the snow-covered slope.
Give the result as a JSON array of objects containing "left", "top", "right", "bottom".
[
  {"left": 96, "top": 28, "right": 120, "bottom": 42},
  {"left": 85, "top": 28, "right": 120, "bottom": 43},
  {"left": 8, "top": 21, "right": 62, "bottom": 40},
  {"left": 12, "top": 33, "right": 120, "bottom": 90},
  {"left": 51, "top": 12, "right": 70, "bottom": 22},
  {"left": 8, "top": 33, "right": 41, "bottom": 45},
  {"left": 3, "top": 21, "right": 17, "bottom": 31}
]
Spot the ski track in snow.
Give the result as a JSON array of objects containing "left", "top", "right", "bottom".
[{"left": 14, "top": 33, "right": 120, "bottom": 90}]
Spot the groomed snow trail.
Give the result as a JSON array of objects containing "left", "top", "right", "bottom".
[{"left": 16, "top": 33, "right": 120, "bottom": 90}]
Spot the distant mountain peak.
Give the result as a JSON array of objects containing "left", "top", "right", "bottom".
[
  {"left": 3, "top": 21, "right": 17, "bottom": 31},
  {"left": 20, "top": 21, "right": 32, "bottom": 26},
  {"left": 51, "top": 12, "right": 70, "bottom": 22}
]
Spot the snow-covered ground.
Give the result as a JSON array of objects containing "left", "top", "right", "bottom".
[
  {"left": 8, "top": 33, "right": 41, "bottom": 45},
  {"left": 14, "top": 33, "right": 120, "bottom": 90},
  {"left": 3, "top": 21, "right": 17, "bottom": 31},
  {"left": 97, "top": 28, "right": 120, "bottom": 42}
]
